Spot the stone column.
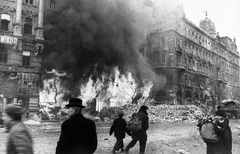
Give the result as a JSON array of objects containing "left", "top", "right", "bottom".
[
  {"left": 38, "top": 0, "right": 44, "bottom": 27},
  {"left": 14, "top": 0, "right": 23, "bottom": 36},
  {"left": 36, "top": 0, "right": 44, "bottom": 40}
]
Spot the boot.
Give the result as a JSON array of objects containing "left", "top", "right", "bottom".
[
  {"left": 111, "top": 149, "right": 116, "bottom": 154},
  {"left": 120, "top": 148, "right": 124, "bottom": 153}
]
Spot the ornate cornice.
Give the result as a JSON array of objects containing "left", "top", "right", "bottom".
[
  {"left": 0, "top": 2, "right": 16, "bottom": 13},
  {"left": 22, "top": 5, "right": 38, "bottom": 17}
]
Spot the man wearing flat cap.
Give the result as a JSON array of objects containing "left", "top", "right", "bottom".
[
  {"left": 3, "top": 104, "right": 33, "bottom": 154},
  {"left": 125, "top": 105, "right": 149, "bottom": 154},
  {"left": 56, "top": 98, "right": 98, "bottom": 154}
]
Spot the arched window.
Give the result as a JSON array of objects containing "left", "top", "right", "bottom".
[
  {"left": 0, "top": 14, "right": 10, "bottom": 31},
  {"left": 23, "top": 18, "right": 32, "bottom": 34}
]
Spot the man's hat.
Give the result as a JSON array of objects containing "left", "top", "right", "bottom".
[
  {"left": 118, "top": 111, "right": 124, "bottom": 117},
  {"left": 140, "top": 105, "right": 148, "bottom": 110},
  {"left": 65, "top": 98, "right": 85, "bottom": 108}
]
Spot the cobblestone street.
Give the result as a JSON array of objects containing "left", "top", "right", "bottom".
[{"left": 0, "top": 120, "right": 239, "bottom": 154}]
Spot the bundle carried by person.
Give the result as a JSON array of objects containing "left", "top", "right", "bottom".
[
  {"left": 197, "top": 115, "right": 229, "bottom": 143},
  {"left": 127, "top": 113, "right": 142, "bottom": 133}
]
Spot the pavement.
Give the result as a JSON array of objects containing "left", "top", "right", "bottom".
[
  {"left": 0, "top": 122, "right": 198, "bottom": 154},
  {"left": 0, "top": 122, "right": 114, "bottom": 154},
  {"left": 0, "top": 120, "right": 238, "bottom": 154}
]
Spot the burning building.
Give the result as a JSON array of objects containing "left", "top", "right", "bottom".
[
  {"left": 0, "top": 0, "right": 44, "bottom": 116},
  {"left": 42, "top": 0, "right": 163, "bottom": 112}
]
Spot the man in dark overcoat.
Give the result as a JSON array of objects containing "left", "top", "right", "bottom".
[
  {"left": 206, "top": 105, "right": 232, "bottom": 154},
  {"left": 124, "top": 105, "right": 149, "bottom": 154},
  {"left": 109, "top": 111, "right": 131, "bottom": 154},
  {"left": 56, "top": 98, "right": 98, "bottom": 154}
]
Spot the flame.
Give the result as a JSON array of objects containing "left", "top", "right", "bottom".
[
  {"left": 79, "top": 67, "right": 153, "bottom": 111},
  {"left": 40, "top": 67, "right": 153, "bottom": 111}
]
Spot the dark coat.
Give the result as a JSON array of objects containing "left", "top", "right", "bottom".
[
  {"left": 109, "top": 117, "right": 131, "bottom": 138},
  {"left": 131, "top": 109, "right": 149, "bottom": 141},
  {"left": 7, "top": 121, "right": 33, "bottom": 154},
  {"left": 206, "top": 110, "right": 232, "bottom": 154},
  {"left": 56, "top": 113, "right": 98, "bottom": 154}
]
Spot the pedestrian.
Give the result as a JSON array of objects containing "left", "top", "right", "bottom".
[
  {"left": 56, "top": 98, "right": 98, "bottom": 154},
  {"left": 124, "top": 105, "right": 149, "bottom": 154},
  {"left": 3, "top": 103, "right": 33, "bottom": 154},
  {"left": 206, "top": 105, "right": 232, "bottom": 154},
  {"left": 109, "top": 111, "right": 131, "bottom": 154}
]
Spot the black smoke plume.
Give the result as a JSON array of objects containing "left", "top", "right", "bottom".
[{"left": 43, "top": 0, "right": 162, "bottom": 96}]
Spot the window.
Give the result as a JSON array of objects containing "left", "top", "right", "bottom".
[
  {"left": 23, "top": 18, "right": 33, "bottom": 34},
  {"left": 50, "top": 0, "right": 56, "bottom": 10},
  {"left": 0, "top": 50, "right": 8, "bottom": 63},
  {"left": 22, "top": 51, "right": 30, "bottom": 66},
  {"left": 0, "top": 14, "right": 10, "bottom": 31},
  {"left": 24, "top": 0, "right": 33, "bottom": 5}
]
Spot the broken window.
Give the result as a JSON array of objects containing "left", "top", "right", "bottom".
[
  {"left": 0, "top": 14, "right": 10, "bottom": 31},
  {"left": 23, "top": 18, "right": 32, "bottom": 34}
]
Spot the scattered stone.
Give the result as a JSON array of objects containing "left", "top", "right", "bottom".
[
  {"left": 24, "top": 119, "right": 41, "bottom": 125},
  {"left": 174, "top": 149, "right": 189, "bottom": 154}
]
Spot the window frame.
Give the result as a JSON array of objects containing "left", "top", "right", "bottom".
[
  {"left": 0, "top": 13, "right": 11, "bottom": 31},
  {"left": 23, "top": 18, "right": 33, "bottom": 35},
  {"left": 22, "top": 51, "right": 31, "bottom": 67},
  {"left": 0, "top": 50, "right": 8, "bottom": 63},
  {"left": 50, "top": 0, "right": 56, "bottom": 10},
  {"left": 24, "top": 0, "right": 34, "bottom": 5}
]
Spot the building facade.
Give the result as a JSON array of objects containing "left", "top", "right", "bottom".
[
  {"left": 0, "top": 0, "right": 44, "bottom": 116},
  {"left": 144, "top": 6, "right": 240, "bottom": 106}
]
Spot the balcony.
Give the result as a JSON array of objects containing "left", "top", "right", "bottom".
[
  {"left": 23, "top": 34, "right": 35, "bottom": 41},
  {"left": 0, "top": 30, "right": 13, "bottom": 35},
  {"left": 176, "top": 64, "right": 186, "bottom": 71},
  {"left": 175, "top": 46, "right": 182, "bottom": 53}
]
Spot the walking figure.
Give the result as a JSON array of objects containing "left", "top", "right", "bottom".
[
  {"left": 206, "top": 105, "right": 232, "bottom": 154},
  {"left": 3, "top": 104, "right": 33, "bottom": 154},
  {"left": 197, "top": 105, "right": 232, "bottom": 154},
  {"left": 125, "top": 105, "right": 149, "bottom": 154},
  {"left": 56, "top": 98, "right": 98, "bottom": 154},
  {"left": 110, "top": 111, "right": 131, "bottom": 154}
]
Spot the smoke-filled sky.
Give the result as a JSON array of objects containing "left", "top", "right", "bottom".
[{"left": 43, "top": 0, "right": 163, "bottom": 95}]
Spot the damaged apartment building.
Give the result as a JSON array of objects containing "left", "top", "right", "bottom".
[
  {"left": 143, "top": 3, "right": 240, "bottom": 105},
  {"left": 0, "top": 0, "right": 44, "bottom": 117}
]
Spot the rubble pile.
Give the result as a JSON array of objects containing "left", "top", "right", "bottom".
[{"left": 99, "top": 104, "right": 204, "bottom": 124}]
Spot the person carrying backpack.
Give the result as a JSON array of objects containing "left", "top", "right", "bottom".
[
  {"left": 124, "top": 105, "right": 149, "bottom": 154},
  {"left": 109, "top": 111, "right": 131, "bottom": 154},
  {"left": 197, "top": 105, "right": 232, "bottom": 154}
]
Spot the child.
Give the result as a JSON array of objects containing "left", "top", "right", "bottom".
[{"left": 110, "top": 111, "right": 131, "bottom": 154}]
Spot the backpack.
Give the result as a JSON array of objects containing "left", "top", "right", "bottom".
[
  {"left": 198, "top": 116, "right": 223, "bottom": 143},
  {"left": 127, "top": 114, "right": 142, "bottom": 133}
]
